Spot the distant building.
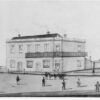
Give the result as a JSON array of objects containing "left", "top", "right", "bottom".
[
  {"left": 85, "top": 58, "right": 93, "bottom": 70},
  {"left": 94, "top": 60, "right": 100, "bottom": 69},
  {"left": 6, "top": 32, "right": 87, "bottom": 73}
]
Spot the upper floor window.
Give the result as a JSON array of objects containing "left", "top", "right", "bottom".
[
  {"left": 27, "top": 44, "right": 31, "bottom": 52},
  {"left": 44, "top": 43, "right": 49, "bottom": 52},
  {"left": 77, "top": 45, "right": 81, "bottom": 52},
  {"left": 10, "top": 45, "right": 15, "bottom": 53},
  {"left": 35, "top": 44, "right": 40, "bottom": 52},
  {"left": 55, "top": 44, "right": 60, "bottom": 52},
  {"left": 19, "top": 45, "right": 23, "bottom": 53},
  {"left": 10, "top": 60, "right": 15, "bottom": 68}
]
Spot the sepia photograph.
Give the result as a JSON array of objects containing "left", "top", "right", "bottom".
[{"left": 0, "top": 0, "right": 100, "bottom": 97}]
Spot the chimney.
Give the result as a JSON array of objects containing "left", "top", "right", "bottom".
[
  {"left": 18, "top": 34, "right": 21, "bottom": 37},
  {"left": 47, "top": 31, "right": 50, "bottom": 34},
  {"left": 64, "top": 34, "right": 67, "bottom": 38}
]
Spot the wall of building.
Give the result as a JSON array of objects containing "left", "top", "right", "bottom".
[
  {"left": 63, "top": 57, "right": 85, "bottom": 72},
  {"left": 63, "top": 41, "right": 85, "bottom": 52},
  {"left": 7, "top": 57, "right": 63, "bottom": 72},
  {"left": 85, "top": 58, "right": 93, "bottom": 69},
  {"left": 95, "top": 62, "right": 100, "bottom": 68},
  {"left": 6, "top": 37, "right": 86, "bottom": 73}
]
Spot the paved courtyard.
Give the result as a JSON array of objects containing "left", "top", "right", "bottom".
[{"left": 0, "top": 73, "right": 99, "bottom": 94}]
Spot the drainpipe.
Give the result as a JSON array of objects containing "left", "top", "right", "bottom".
[
  {"left": 52, "top": 37, "right": 55, "bottom": 74},
  {"left": 61, "top": 38, "right": 64, "bottom": 73}
]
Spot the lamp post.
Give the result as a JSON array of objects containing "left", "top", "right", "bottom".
[{"left": 92, "top": 61, "right": 95, "bottom": 74}]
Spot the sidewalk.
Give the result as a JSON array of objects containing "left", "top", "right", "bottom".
[{"left": 0, "top": 90, "right": 100, "bottom": 97}]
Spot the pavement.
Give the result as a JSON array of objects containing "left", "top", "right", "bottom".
[
  {"left": 0, "top": 90, "right": 100, "bottom": 97},
  {"left": 0, "top": 72, "right": 100, "bottom": 96}
]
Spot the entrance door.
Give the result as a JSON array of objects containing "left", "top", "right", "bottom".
[
  {"left": 55, "top": 62, "right": 60, "bottom": 72},
  {"left": 17, "top": 62, "right": 23, "bottom": 72}
]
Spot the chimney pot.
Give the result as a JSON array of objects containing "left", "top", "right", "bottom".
[{"left": 18, "top": 34, "right": 21, "bottom": 37}]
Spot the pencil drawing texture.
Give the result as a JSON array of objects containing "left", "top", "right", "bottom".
[{"left": 1, "top": 0, "right": 100, "bottom": 97}]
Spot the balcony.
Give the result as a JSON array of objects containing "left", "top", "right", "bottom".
[{"left": 25, "top": 52, "right": 87, "bottom": 58}]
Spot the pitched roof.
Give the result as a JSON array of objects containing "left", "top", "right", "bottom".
[{"left": 12, "top": 33, "right": 62, "bottom": 40}]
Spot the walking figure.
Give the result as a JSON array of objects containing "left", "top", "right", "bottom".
[
  {"left": 16, "top": 75, "right": 20, "bottom": 85},
  {"left": 62, "top": 80, "right": 66, "bottom": 90},
  {"left": 77, "top": 78, "right": 81, "bottom": 87},
  {"left": 95, "top": 81, "right": 100, "bottom": 92},
  {"left": 42, "top": 77, "right": 45, "bottom": 87}
]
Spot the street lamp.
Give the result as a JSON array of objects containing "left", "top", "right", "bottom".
[{"left": 92, "top": 61, "right": 95, "bottom": 74}]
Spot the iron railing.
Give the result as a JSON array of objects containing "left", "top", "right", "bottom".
[{"left": 25, "top": 52, "right": 87, "bottom": 58}]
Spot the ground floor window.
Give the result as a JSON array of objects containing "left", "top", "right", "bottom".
[
  {"left": 27, "top": 61, "right": 33, "bottom": 68},
  {"left": 10, "top": 60, "right": 15, "bottom": 68},
  {"left": 77, "top": 60, "right": 81, "bottom": 67},
  {"left": 43, "top": 60, "right": 50, "bottom": 68},
  {"left": 55, "top": 60, "right": 60, "bottom": 72}
]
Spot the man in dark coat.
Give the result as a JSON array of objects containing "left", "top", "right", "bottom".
[
  {"left": 42, "top": 77, "right": 45, "bottom": 87},
  {"left": 16, "top": 75, "right": 20, "bottom": 85}
]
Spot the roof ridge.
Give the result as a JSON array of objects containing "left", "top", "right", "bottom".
[{"left": 12, "top": 33, "right": 61, "bottom": 40}]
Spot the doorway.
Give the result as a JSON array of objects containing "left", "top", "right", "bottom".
[{"left": 17, "top": 62, "right": 23, "bottom": 72}]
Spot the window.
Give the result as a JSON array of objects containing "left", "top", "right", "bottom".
[
  {"left": 43, "top": 60, "right": 50, "bottom": 68},
  {"left": 10, "top": 60, "right": 15, "bottom": 68},
  {"left": 19, "top": 45, "right": 23, "bottom": 53},
  {"left": 27, "top": 44, "right": 31, "bottom": 52},
  {"left": 44, "top": 43, "right": 49, "bottom": 52},
  {"left": 56, "top": 44, "right": 60, "bottom": 52},
  {"left": 77, "top": 60, "right": 81, "bottom": 67},
  {"left": 17, "top": 62, "right": 23, "bottom": 71},
  {"left": 10, "top": 45, "right": 15, "bottom": 53},
  {"left": 27, "top": 61, "right": 33, "bottom": 68},
  {"left": 35, "top": 44, "right": 40, "bottom": 52},
  {"left": 78, "top": 45, "right": 81, "bottom": 52},
  {"left": 55, "top": 60, "right": 60, "bottom": 71}
]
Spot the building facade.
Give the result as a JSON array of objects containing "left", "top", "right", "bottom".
[{"left": 6, "top": 32, "right": 87, "bottom": 73}]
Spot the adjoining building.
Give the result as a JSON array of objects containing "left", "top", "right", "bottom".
[{"left": 6, "top": 32, "right": 87, "bottom": 73}]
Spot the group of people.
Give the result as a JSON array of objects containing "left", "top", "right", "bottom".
[
  {"left": 42, "top": 76, "right": 100, "bottom": 92},
  {"left": 42, "top": 76, "right": 66, "bottom": 90},
  {"left": 44, "top": 72, "right": 65, "bottom": 80},
  {"left": 16, "top": 74, "right": 100, "bottom": 92}
]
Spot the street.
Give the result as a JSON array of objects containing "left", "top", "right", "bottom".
[{"left": 0, "top": 73, "right": 99, "bottom": 94}]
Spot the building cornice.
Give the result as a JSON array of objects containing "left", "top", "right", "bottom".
[{"left": 7, "top": 39, "right": 86, "bottom": 44}]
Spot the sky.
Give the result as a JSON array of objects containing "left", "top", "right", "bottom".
[{"left": 0, "top": 0, "right": 100, "bottom": 66}]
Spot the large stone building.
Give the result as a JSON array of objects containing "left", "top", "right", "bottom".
[{"left": 6, "top": 32, "right": 87, "bottom": 73}]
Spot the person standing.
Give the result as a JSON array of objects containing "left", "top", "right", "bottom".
[
  {"left": 16, "top": 75, "right": 20, "bottom": 85},
  {"left": 62, "top": 79, "right": 66, "bottom": 90},
  {"left": 42, "top": 77, "right": 45, "bottom": 87},
  {"left": 77, "top": 78, "right": 81, "bottom": 87},
  {"left": 95, "top": 81, "right": 100, "bottom": 92}
]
